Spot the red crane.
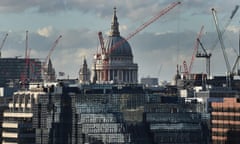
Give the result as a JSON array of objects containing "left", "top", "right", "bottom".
[
  {"left": 188, "top": 25, "right": 204, "bottom": 74},
  {"left": 42, "top": 35, "right": 62, "bottom": 81},
  {"left": 20, "top": 31, "right": 31, "bottom": 87},
  {"left": 43, "top": 35, "right": 62, "bottom": 68},
  {"left": 98, "top": 31, "right": 106, "bottom": 54},
  {"left": 108, "top": 1, "right": 181, "bottom": 56},
  {"left": 97, "top": 1, "right": 181, "bottom": 81}
]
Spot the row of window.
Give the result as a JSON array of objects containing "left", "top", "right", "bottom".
[
  {"left": 212, "top": 123, "right": 240, "bottom": 129},
  {"left": 211, "top": 107, "right": 240, "bottom": 112},
  {"left": 212, "top": 115, "right": 240, "bottom": 121}
]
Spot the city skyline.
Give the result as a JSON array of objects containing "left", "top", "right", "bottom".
[{"left": 0, "top": 0, "right": 239, "bottom": 81}]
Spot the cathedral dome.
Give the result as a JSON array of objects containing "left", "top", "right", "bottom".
[
  {"left": 105, "top": 36, "right": 133, "bottom": 57},
  {"left": 105, "top": 7, "right": 133, "bottom": 57}
]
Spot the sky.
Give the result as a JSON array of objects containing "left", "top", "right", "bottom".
[{"left": 0, "top": 0, "right": 240, "bottom": 82}]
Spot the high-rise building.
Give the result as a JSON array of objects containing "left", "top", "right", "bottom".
[
  {"left": 0, "top": 58, "right": 42, "bottom": 87},
  {"left": 0, "top": 97, "right": 12, "bottom": 143},
  {"left": 1, "top": 86, "right": 47, "bottom": 144},
  {"left": 144, "top": 96, "right": 205, "bottom": 144},
  {"left": 92, "top": 7, "right": 138, "bottom": 84},
  {"left": 0, "top": 57, "right": 56, "bottom": 87},
  {"left": 210, "top": 97, "right": 240, "bottom": 144}
]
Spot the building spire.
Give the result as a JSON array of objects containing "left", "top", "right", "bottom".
[{"left": 110, "top": 7, "right": 120, "bottom": 36}]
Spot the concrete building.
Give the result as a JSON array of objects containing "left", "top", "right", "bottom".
[
  {"left": 210, "top": 97, "right": 240, "bottom": 144},
  {"left": 1, "top": 86, "right": 47, "bottom": 144},
  {"left": 92, "top": 7, "right": 138, "bottom": 84}
]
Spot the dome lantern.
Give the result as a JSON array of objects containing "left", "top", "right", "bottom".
[{"left": 109, "top": 7, "right": 120, "bottom": 37}]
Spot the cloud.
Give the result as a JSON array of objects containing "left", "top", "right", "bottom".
[
  {"left": 1, "top": 0, "right": 240, "bottom": 81},
  {"left": 226, "top": 25, "right": 240, "bottom": 33},
  {"left": 119, "top": 25, "right": 128, "bottom": 33},
  {"left": 1, "top": 23, "right": 239, "bottom": 80},
  {"left": 37, "top": 26, "right": 53, "bottom": 37},
  {"left": 0, "top": 0, "right": 238, "bottom": 17}
]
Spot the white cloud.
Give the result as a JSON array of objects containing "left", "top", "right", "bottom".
[
  {"left": 119, "top": 24, "right": 128, "bottom": 32},
  {"left": 37, "top": 26, "right": 53, "bottom": 37},
  {"left": 226, "top": 25, "right": 240, "bottom": 33}
]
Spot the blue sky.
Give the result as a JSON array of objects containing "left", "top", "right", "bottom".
[{"left": 0, "top": 0, "right": 240, "bottom": 82}]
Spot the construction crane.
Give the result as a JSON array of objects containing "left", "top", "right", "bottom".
[
  {"left": 43, "top": 35, "right": 62, "bottom": 68},
  {"left": 0, "top": 33, "right": 8, "bottom": 58},
  {"left": 196, "top": 38, "right": 212, "bottom": 77},
  {"left": 98, "top": 31, "right": 105, "bottom": 54},
  {"left": 96, "top": 1, "right": 181, "bottom": 81},
  {"left": 212, "top": 8, "right": 231, "bottom": 74},
  {"left": 108, "top": 1, "right": 181, "bottom": 55},
  {"left": 20, "top": 31, "right": 31, "bottom": 87},
  {"left": 25, "top": 30, "right": 30, "bottom": 76},
  {"left": 42, "top": 35, "right": 62, "bottom": 81},
  {"left": 231, "top": 31, "right": 240, "bottom": 75},
  {"left": 188, "top": 25, "right": 205, "bottom": 74},
  {"left": 183, "top": 60, "right": 189, "bottom": 76},
  {"left": 25, "top": 30, "right": 29, "bottom": 59},
  {"left": 210, "top": 5, "right": 239, "bottom": 52}
]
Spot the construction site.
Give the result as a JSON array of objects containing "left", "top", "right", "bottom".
[{"left": 0, "top": 1, "right": 240, "bottom": 144}]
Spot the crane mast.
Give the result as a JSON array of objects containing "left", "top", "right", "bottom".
[
  {"left": 196, "top": 38, "right": 212, "bottom": 77},
  {"left": 231, "top": 31, "right": 240, "bottom": 75},
  {"left": 25, "top": 31, "right": 29, "bottom": 59},
  {"left": 0, "top": 33, "right": 8, "bottom": 58},
  {"left": 183, "top": 60, "right": 189, "bottom": 76},
  {"left": 98, "top": 31, "right": 105, "bottom": 54}
]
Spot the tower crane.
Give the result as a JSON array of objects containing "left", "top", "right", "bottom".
[
  {"left": 231, "top": 31, "right": 240, "bottom": 75},
  {"left": 196, "top": 38, "right": 212, "bottom": 77},
  {"left": 210, "top": 5, "right": 239, "bottom": 52},
  {"left": 182, "top": 26, "right": 204, "bottom": 77},
  {"left": 188, "top": 25, "right": 205, "bottom": 74},
  {"left": 183, "top": 60, "right": 189, "bottom": 76},
  {"left": 212, "top": 8, "right": 231, "bottom": 74},
  {"left": 0, "top": 33, "right": 8, "bottom": 58},
  {"left": 96, "top": 1, "right": 181, "bottom": 81},
  {"left": 20, "top": 31, "right": 31, "bottom": 87}
]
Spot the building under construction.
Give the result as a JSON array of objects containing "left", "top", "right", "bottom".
[
  {"left": 0, "top": 57, "right": 56, "bottom": 88},
  {"left": 0, "top": 58, "right": 42, "bottom": 87}
]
